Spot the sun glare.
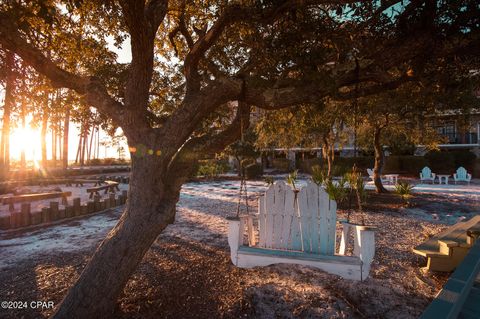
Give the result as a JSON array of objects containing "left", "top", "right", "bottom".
[{"left": 9, "top": 127, "right": 41, "bottom": 161}]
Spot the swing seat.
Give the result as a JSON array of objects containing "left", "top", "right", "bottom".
[{"left": 227, "top": 181, "right": 376, "bottom": 281}]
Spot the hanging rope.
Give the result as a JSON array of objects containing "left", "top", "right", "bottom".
[
  {"left": 236, "top": 171, "right": 250, "bottom": 217},
  {"left": 236, "top": 104, "right": 251, "bottom": 217}
]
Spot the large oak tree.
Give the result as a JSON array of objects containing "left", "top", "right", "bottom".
[{"left": 0, "top": 0, "right": 479, "bottom": 317}]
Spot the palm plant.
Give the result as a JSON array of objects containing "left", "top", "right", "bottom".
[
  {"left": 343, "top": 165, "right": 367, "bottom": 224},
  {"left": 286, "top": 169, "right": 299, "bottom": 190},
  {"left": 395, "top": 181, "right": 414, "bottom": 206},
  {"left": 311, "top": 165, "right": 326, "bottom": 186},
  {"left": 264, "top": 175, "right": 274, "bottom": 186}
]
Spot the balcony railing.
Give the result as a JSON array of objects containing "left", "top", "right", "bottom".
[{"left": 442, "top": 132, "right": 478, "bottom": 144}]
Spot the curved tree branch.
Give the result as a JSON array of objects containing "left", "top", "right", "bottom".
[{"left": 0, "top": 13, "right": 127, "bottom": 127}]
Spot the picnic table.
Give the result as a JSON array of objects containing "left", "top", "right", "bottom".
[{"left": 86, "top": 181, "right": 120, "bottom": 199}]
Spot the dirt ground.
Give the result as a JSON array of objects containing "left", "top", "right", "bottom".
[{"left": 1, "top": 179, "right": 478, "bottom": 319}]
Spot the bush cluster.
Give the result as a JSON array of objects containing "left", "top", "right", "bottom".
[
  {"left": 424, "top": 150, "right": 476, "bottom": 174},
  {"left": 196, "top": 159, "right": 230, "bottom": 178},
  {"left": 298, "top": 151, "right": 477, "bottom": 176},
  {"left": 271, "top": 158, "right": 291, "bottom": 171},
  {"left": 245, "top": 163, "right": 263, "bottom": 179}
]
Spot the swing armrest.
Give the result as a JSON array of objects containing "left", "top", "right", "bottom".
[{"left": 239, "top": 215, "right": 257, "bottom": 246}]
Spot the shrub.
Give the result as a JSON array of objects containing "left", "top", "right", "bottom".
[
  {"left": 423, "top": 150, "right": 476, "bottom": 174},
  {"left": 384, "top": 156, "right": 401, "bottom": 173},
  {"left": 311, "top": 165, "right": 327, "bottom": 185},
  {"left": 88, "top": 158, "right": 103, "bottom": 166},
  {"left": 286, "top": 169, "right": 299, "bottom": 189},
  {"left": 245, "top": 163, "right": 263, "bottom": 179},
  {"left": 298, "top": 158, "right": 321, "bottom": 174},
  {"left": 264, "top": 175, "right": 274, "bottom": 185},
  {"left": 102, "top": 158, "right": 117, "bottom": 165},
  {"left": 474, "top": 159, "right": 480, "bottom": 178},
  {"left": 324, "top": 178, "right": 348, "bottom": 202},
  {"left": 272, "top": 158, "right": 291, "bottom": 171},
  {"left": 332, "top": 157, "right": 375, "bottom": 176},
  {"left": 216, "top": 159, "right": 231, "bottom": 173},
  {"left": 395, "top": 181, "right": 414, "bottom": 206},
  {"left": 197, "top": 160, "right": 229, "bottom": 178},
  {"left": 400, "top": 156, "right": 428, "bottom": 175},
  {"left": 425, "top": 151, "right": 455, "bottom": 174},
  {"left": 450, "top": 150, "right": 476, "bottom": 172}
]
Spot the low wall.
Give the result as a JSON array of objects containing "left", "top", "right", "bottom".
[{"left": 0, "top": 177, "right": 130, "bottom": 231}]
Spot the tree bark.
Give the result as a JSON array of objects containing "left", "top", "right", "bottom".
[
  {"left": 322, "top": 136, "right": 332, "bottom": 178},
  {"left": 20, "top": 100, "right": 26, "bottom": 170},
  {"left": 87, "top": 126, "right": 94, "bottom": 163},
  {"left": 41, "top": 108, "right": 49, "bottom": 169},
  {"left": 52, "top": 124, "right": 57, "bottom": 165},
  {"left": 53, "top": 155, "right": 181, "bottom": 318},
  {"left": 0, "top": 50, "right": 14, "bottom": 178},
  {"left": 63, "top": 106, "right": 70, "bottom": 171},
  {"left": 373, "top": 127, "right": 388, "bottom": 193}
]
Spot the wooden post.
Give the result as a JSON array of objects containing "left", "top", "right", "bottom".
[
  {"left": 73, "top": 198, "right": 81, "bottom": 216},
  {"left": 0, "top": 215, "right": 11, "bottom": 230},
  {"left": 81, "top": 204, "right": 88, "bottom": 215},
  {"left": 93, "top": 195, "right": 101, "bottom": 211},
  {"left": 121, "top": 190, "right": 128, "bottom": 203},
  {"left": 61, "top": 194, "right": 68, "bottom": 206},
  {"left": 99, "top": 199, "right": 105, "bottom": 210},
  {"left": 109, "top": 193, "right": 116, "bottom": 208},
  {"left": 58, "top": 208, "right": 66, "bottom": 220},
  {"left": 30, "top": 211, "right": 42, "bottom": 225},
  {"left": 50, "top": 202, "right": 59, "bottom": 221},
  {"left": 11, "top": 212, "right": 21, "bottom": 228},
  {"left": 65, "top": 205, "right": 74, "bottom": 218},
  {"left": 115, "top": 196, "right": 122, "bottom": 206},
  {"left": 41, "top": 207, "right": 51, "bottom": 223},
  {"left": 87, "top": 201, "right": 94, "bottom": 213},
  {"left": 21, "top": 203, "right": 31, "bottom": 227}
]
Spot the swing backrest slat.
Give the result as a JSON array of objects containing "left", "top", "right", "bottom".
[{"left": 257, "top": 181, "right": 337, "bottom": 255}]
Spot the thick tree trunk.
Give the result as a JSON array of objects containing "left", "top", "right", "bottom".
[
  {"left": 75, "top": 132, "right": 81, "bottom": 164},
  {"left": 57, "top": 125, "right": 62, "bottom": 162},
  {"left": 20, "top": 102, "right": 26, "bottom": 170},
  {"left": 87, "top": 126, "right": 94, "bottom": 163},
  {"left": 0, "top": 50, "right": 14, "bottom": 177},
  {"left": 373, "top": 127, "right": 388, "bottom": 193},
  {"left": 41, "top": 106, "right": 49, "bottom": 169},
  {"left": 62, "top": 107, "right": 70, "bottom": 170},
  {"left": 53, "top": 156, "right": 181, "bottom": 318},
  {"left": 52, "top": 126, "right": 57, "bottom": 165},
  {"left": 96, "top": 128, "right": 100, "bottom": 159}
]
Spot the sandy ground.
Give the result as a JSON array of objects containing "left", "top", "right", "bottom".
[{"left": 0, "top": 178, "right": 479, "bottom": 318}]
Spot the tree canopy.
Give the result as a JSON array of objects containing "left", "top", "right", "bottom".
[{"left": 0, "top": 0, "right": 479, "bottom": 317}]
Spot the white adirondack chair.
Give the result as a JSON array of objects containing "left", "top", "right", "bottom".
[
  {"left": 420, "top": 166, "right": 436, "bottom": 184},
  {"left": 454, "top": 167, "right": 472, "bottom": 185},
  {"left": 367, "top": 168, "right": 388, "bottom": 184},
  {"left": 227, "top": 181, "right": 376, "bottom": 281}
]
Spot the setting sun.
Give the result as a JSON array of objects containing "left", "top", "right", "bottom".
[{"left": 9, "top": 127, "right": 41, "bottom": 161}]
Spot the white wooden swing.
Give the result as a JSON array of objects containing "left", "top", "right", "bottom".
[{"left": 227, "top": 180, "right": 376, "bottom": 281}]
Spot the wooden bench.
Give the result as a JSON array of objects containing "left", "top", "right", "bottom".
[
  {"left": 420, "top": 238, "right": 480, "bottom": 319},
  {"left": 227, "top": 181, "right": 376, "bottom": 281},
  {"left": 86, "top": 181, "right": 120, "bottom": 199},
  {"left": 2, "top": 191, "right": 72, "bottom": 212},
  {"left": 72, "top": 179, "right": 104, "bottom": 187},
  {"left": 413, "top": 215, "right": 480, "bottom": 272}
]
